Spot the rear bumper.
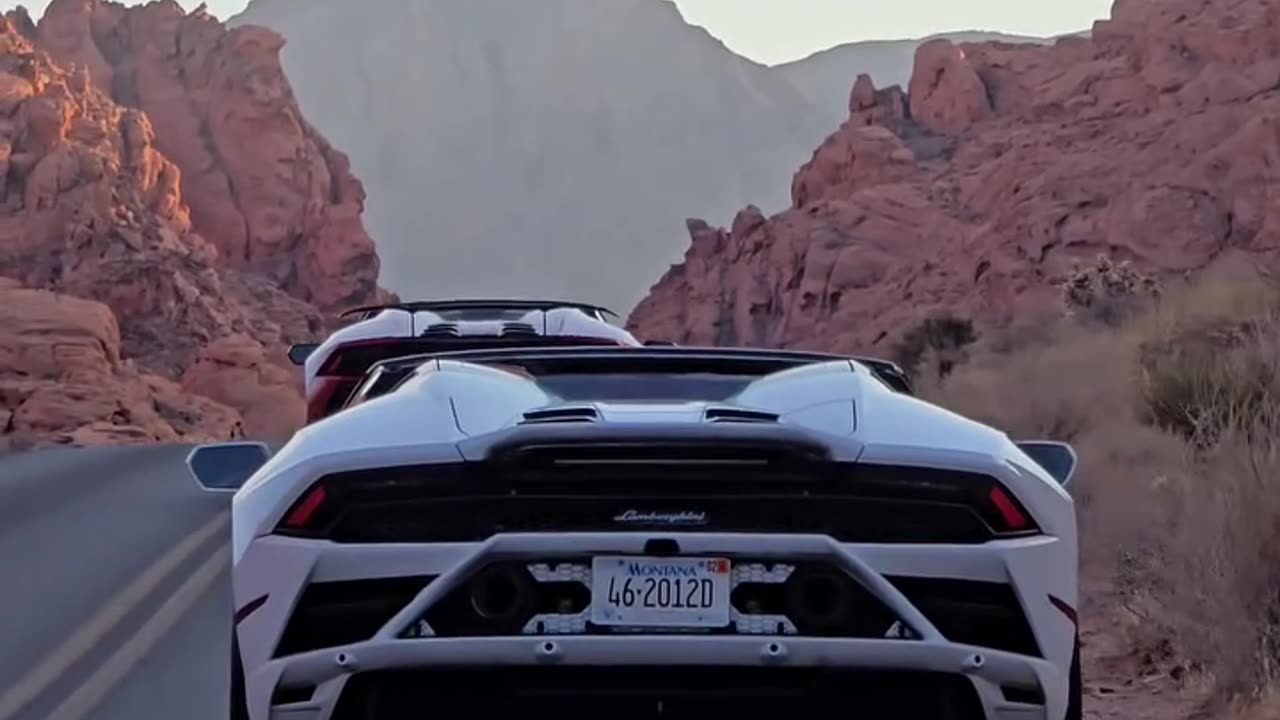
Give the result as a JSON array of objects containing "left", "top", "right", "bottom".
[
  {"left": 240, "top": 533, "right": 1073, "bottom": 720},
  {"left": 262, "top": 635, "right": 1059, "bottom": 712}
]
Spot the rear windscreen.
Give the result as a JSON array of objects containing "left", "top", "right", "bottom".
[{"left": 524, "top": 372, "right": 759, "bottom": 402}]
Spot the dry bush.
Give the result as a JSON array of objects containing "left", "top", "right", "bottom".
[
  {"left": 1164, "top": 413, "right": 1280, "bottom": 694},
  {"left": 1135, "top": 280, "right": 1280, "bottom": 444},
  {"left": 921, "top": 272, "right": 1280, "bottom": 697},
  {"left": 1062, "top": 253, "right": 1162, "bottom": 327},
  {"left": 890, "top": 313, "right": 978, "bottom": 381},
  {"left": 916, "top": 318, "right": 1135, "bottom": 441}
]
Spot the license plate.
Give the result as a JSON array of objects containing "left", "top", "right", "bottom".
[{"left": 590, "top": 556, "right": 732, "bottom": 628}]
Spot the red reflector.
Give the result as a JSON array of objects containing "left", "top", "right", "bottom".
[
  {"left": 283, "top": 486, "right": 327, "bottom": 529},
  {"left": 988, "top": 486, "right": 1030, "bottom": 530}
]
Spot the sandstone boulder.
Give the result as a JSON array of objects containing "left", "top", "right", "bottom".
[
  {"left": 181, "top": 334, "right": 305, "bottom": 441},
  {"left": 907, "top": 39, "right": 992, "bottom": 135},
  {"left": 0, "top": 284, "right": 243, "bottom": 449}
]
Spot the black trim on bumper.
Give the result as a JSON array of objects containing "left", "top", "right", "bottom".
[{"left": 330, "top": 666, "right": 986, "bottom": 720}]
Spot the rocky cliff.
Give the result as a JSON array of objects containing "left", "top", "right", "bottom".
[
  {"left": 629, "top": 0, "right": 1280, "bottom": 356},
  {"left": 774, "top": 30, "right": 1053, "bottom": 131},
  {"left": 35, "top": 0, "right": 387, "bottom": 313},
  {"left": 231, "top": 0, "right": 829, "bottom": 314},
  {"left": 0, "top": 1, "right": 385, "bottom": 447}
]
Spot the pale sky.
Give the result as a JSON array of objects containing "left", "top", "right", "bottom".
[{"left": 4, "top": 0, "right": 1113, "bottom": 65}]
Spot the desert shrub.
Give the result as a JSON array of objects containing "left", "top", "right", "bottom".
[
  {"left": 1135, "top": 280, "right": 1280, "bottom": 444},
  {"left": 890, "top": 313, "right": 978, "bottom": 380},
  {"left": 921, "top": 273, "right": 1280, "bottom": 699},
  {"left": 1062, "top": 253, "right": 1162, "bottom": 327},
  {"left": 1162, "top": 413, "right": 1280, "bottom": 694},
  {"left": 918, "top": 319, "right": 1138, "bottom": 442}
]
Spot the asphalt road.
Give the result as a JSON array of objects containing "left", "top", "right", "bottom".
[{"left": 0, "top": 445, "right": 233, "bottom": 720}]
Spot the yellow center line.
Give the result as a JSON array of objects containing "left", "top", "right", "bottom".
[
  {"left": 46, "top": 545, "right": 231, "bottom": 720},
  {"left": 0, "top": 510, "right": 230, "bottom": 720}
]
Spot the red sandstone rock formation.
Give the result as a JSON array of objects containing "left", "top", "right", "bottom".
[
  {"left": 180, "top": 334, "right": 304, "bottom": 441},
  {"left": 0, "top": 280, "right": 243, "bottom": 449},
  {"left": 628, "top": 0, "right": 1280, "bottom": 357},
  {"left": 0, "top": 3, "right": 381, "bottom": 446},
  {"left": 34, "top": 0, "right": 389, "bottom": 313}
]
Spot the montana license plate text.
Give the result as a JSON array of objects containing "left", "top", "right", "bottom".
[{"left": 590, "top": 556, "right": 731, "bottom": 628}]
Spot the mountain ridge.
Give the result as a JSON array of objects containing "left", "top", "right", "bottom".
[
  {"left": 628, "top": 0, "right": 1280, "bottom": 359},
  {"left": 227, "top": 0, "right": 1055, "bottom": 313},
  {"left": 774, "top": 30, "right": 1056, "bottom": 130}
]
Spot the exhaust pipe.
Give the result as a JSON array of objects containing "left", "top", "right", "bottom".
[
  {"left": 785, "top": 570, "right": 853, "bottom": 630},
  {"left": 468, "top": 565, "right": 535, "bottom": 624}
]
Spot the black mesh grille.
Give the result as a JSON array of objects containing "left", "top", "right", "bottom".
[
  {"left": 273, "top": 575, "right": 435, "bottom": 657},
  {"left": 329, "top": 667, "right": 986, "bottom": 720},
  {"left": 886, "top": 576, "right": 1043, "bottom": 657}
]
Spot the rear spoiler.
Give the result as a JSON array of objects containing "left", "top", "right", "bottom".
[
  {"left": 854, "top": 358, "right": 912, "bottom": 394},
  {"left": 337, "top": 298, "right": 619, "bottom": 320},
  {"left": 357, "top": 346, "right": 914, "bottom": 396}
]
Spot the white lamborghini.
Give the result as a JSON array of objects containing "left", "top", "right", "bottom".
[
  {"left": 189, "top": 345, "right": 1081, "bottom": 720},
  {"left": 285, "top": 298, "right": 641, "bottom": 423}
]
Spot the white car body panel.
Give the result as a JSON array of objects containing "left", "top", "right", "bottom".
[
  {"left": 213, "top": 352, "right": 1079, "bottom": 720},
  {"left": 302, "top": 306, "right": 639, "bottom": 396}
]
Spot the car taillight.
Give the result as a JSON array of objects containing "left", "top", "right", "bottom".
[
  {"left": 978, "top": 485, "right": 1039, "bottom": 535},
  {"left": 274, "top": 461, "right": 1040, "bottom": 541},
  {"left": 844, "top": 465, "right": 1041, "bottom": 537},
  {"left": 273, "top": 465, "right": 473, "bottom": 536},
  {"left": 977, "top": 482, "right": 1037, "bottom": 534},
  {"left": 282, "top": 484, "right": 329, "bottom": 529},
  {"left": 988, "top": 485, "right": 1031, "bottom": 531}
]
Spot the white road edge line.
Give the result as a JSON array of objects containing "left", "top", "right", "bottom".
[
  {"left": 45, "top": 545, "right": 231, "bottom": 720},
  {"left": 0, "top": 510, "right": 230, "bottom": 720}
]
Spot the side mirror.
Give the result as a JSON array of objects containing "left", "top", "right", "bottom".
[
  {"left": 185, "top": 442, "right": 272, "bottom": 493},
  {"left": 1016, "top": 441, "right": 1078, "bottom": 491},
  {"left": 287, "top": 343, "right": 319, "bottom": 366}
]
